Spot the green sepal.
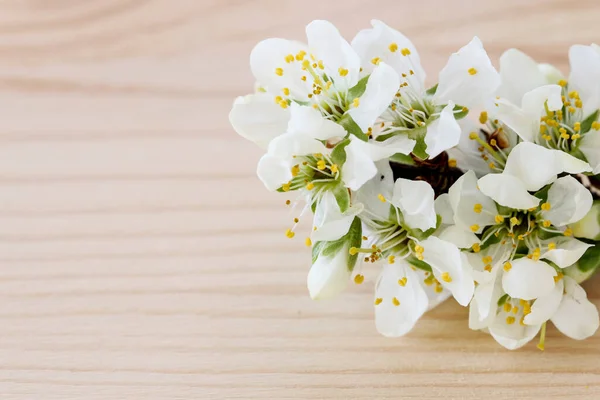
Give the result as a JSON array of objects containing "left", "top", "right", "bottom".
[
  {"left": 347, "top": 75, "right": 370, "bottom": 100},
  {"left": 574, "top": 244, "right": 600, "bottom": 272},
  {"left": 405, "top": 215, "right": 442, "bottom": 241},
  {"left": 478, "top": 227, "right": 502, "bottom": 251},
  {"left": 580, "top": 109, "right": 599, "bottom": 134},
  {"left": 497, "top": 293, "right": 509, "bottom": 307},
  {"left": 406, "top": 125, "right": 429, "bottom": 160},
  {"left": 389, "top": 152, "right": 417, "bottom": 166},
  {"left": 311, "top": 217, "right": 362, "bottom": 272},
  {"left": 338, "top": 114, "right": 369, "bottom": 141},
  {"left": 330, "top": 138, "right": 350, "bottom": 166},
  {"left": 453, "top": 104, "right": 469, "bottom": 120},
  {"left": 406, "top": 257, "right": 433, "bottom": 272},
  {"left": 332, "top": 185, "right": 350, "bottom": 213},
  {"left": 425, "top": 83, "right": 438, "bottom": 96}
]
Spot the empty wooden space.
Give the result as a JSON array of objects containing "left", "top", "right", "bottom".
[{"left": 0, "top": 0, "right": 599, "bottom": 398}]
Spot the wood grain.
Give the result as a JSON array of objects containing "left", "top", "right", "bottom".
[{"left": 1, "top": 0, "right": 600, "bottom": 398}]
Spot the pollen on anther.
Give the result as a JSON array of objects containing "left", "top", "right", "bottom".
[
  {"left": 388, "top": 255, "right": 396, "bottom": 264},
  {"left": 377, "top": 193, "right": 386, "bottom": 203},
  {"left": 305, "top": 237, "right": 312, "bottom": 247},
  {"left": 541, "top": 202, "right": 551, "bottom": 211},
  {"left": 506, "top": 316, "right": 516, "bottom": 325},
  {"left": 400, "top": 48, "right": 411, "bottom": 56},
  {"left": 392, "top": 297, "right": 400, "bottom": 306},
  {"left": 448, "top": 159, "right": 457, "bottom": 168},
  {"left": 468, "top": 67, "right": 478, "bottom": 75},
  {"left": 371, "top": 57, "right": 381, "bottom": 65},
  {"left": 473, "top": 203, "right": 483, "bottom": 213},
  {"left": 503, "top": 262, "right": 512, "bottom": 272},
  {"left": 479, "top": 111, "right": 488, "bottom": 124},
  {"left": 275, "top": 67, "right": 284, "bottom": 76},
  {"left": 306, "top": 182, "right": 315, "bottom": 191},
  {"left": 398, "top": 277, "right": 407, "bottom": 287},
  {"left": 441, "top": 272, "right": 452, "bottom": 283},
  {"left": 353, "top": 98, "right": 360, "bottom": 108},
  {"left": 349, "top": 247, "right": 359, "bottom": 256},
  {"left": 470, "top": 224, "right": 480, "bottom": 232},
  {"left": 472, "top": 243, "right": 481, "bottom": 253},
  {"left": 354, "top": 274, "right": 365, "bottom": 284},
  {"left": 338, "top": 67, "right": 349, "bottom": 77},
  {"left": 374, "top": 297, "right": 383, "bottom": 305},
  {"left": 285, "top": 229, "right": 295, "bottom": 239}
]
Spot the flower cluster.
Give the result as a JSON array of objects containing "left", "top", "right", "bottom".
[{"left": 229, "top": 20, "right": 600, "bottom": 350}]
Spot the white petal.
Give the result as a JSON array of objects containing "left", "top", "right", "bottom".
[
  {"left": 570, "top": 201, "right": 600, "bottom": 240},
  {"left": 448, "top": 170, "right": 497, "bottom": 232},
  {"left": 521, "top": 84, "right": 563, "bottom": 118},
  {"left": 542, "top": 175, "right": 593, "bottom": 227},
  {"left": 347, "top": 62, "right": 400, "bottom": 132},
  {"left": 489, "top": 317, "right": 541, "bottom": 350},
  {"left": 250, "top": 38, "right": 310, "bottom": 97},
  {"left": 307, "top": 246, "right": 351, "bottom": 300},
  {"left": 446, "top": 119, "right": 494, "bottom": 176},
  {"left": 469, "top": 275, "right": 503, "bottom": 330},
  {"left": 494, "top": 99, "right": 537, "bottom": 142},
  {"left": 354, "top": 161, "right": 394, "bottom": 220},
  {"left": 306, "top": 20, "right": 360, "bottom": 90},
  {"left": 391, "top": 178, "right": 437, "bottom": 231},
  {"left": 502, "top": 258, "right": 556, "bottom": 301},
  {"left": 287, "top": 103, "right": 346, "bottom": 141},
  {"left": 503, "top": 142, "right": 591, "bottom": 192},
  {"left": 438, "top": 225, "right": 480, "bottom": 249},
  {"left": 569, "top": 44, "right": 600, "bottom": 116},
  {"left": 551, "top": 276, "right": 600, "bottom": 340},
  {"left": 538, "top": 63, "right": 565, "bottom": 84},
  {"left": 267, "top": 132, "right": 326, "bottom": 159},
  {"left": 424, "top": 102, "right": 461, "bottom": 159},
  {"left": 478, "top": 173, "right": 540, "bottom": 210},
  {"left": 524, "top": 278, "right": 564, "bottom": 325},
  {"left": 374, "top": 262, "right": 429, "bottom": 337},
  {"left": 229, "top": 93, "right": 290, "bottom": 148},
  {"left": 541, "top": 237, "right": 593, "bottom": 269},
  {"left": 420, "top": 237, "right": 474, "bottom": 306},
  {"left": 434, "top": 37, "right": 500, "bottom": 109},
  {"left": 434, "top": 193, "right": 454, "bottom": 225},
  {"left": 256, "top": 154, "right": 292, "bottom": 191},
  {"left": 376, "top": 135, "right": 416, "bottom": 156},
  {"left": 312, "top": 192, "right": 362, "bottom": 242},
  {"left": 497, "top": 48, "right": 548, "bottom": 105},
  {"left": 579, "top": 129, "right": 600, "bottom": 174},
  {"left": 341, "top": 139, "right": 378, "bottom": 191},
  {"left": 351, "top": 19, "right": 426, "bottom": 90}
]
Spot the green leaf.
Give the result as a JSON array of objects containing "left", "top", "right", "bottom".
[
  {"left": 332, "top": 185, "right": 350, "bottom": 213},
  {"left": 347, "top": 75, "right": 370, "bottom": 100},
  {"left": 580, "top": 109, "right": 599, "bottom": 134},
  {"left": 425, "top": 83, "right": 438, "bottom": 96},
  {"left": 330, "top": 138, "right": 350, "bottom": 166},
  {"left": 338, "top": 114, "right": 369, "bottom": 141},
  {"left": 575, "top": 244, "right": 600, "bottom": 272},
  {"left": 389, "top": 152, "right": 417, "bottom": 166}
]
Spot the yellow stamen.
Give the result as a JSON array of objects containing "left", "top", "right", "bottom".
[
  {"left": 353, "top": 98, "right": 360, "bottom": 108},
  {"left": 389, "top": 43, "right": 398, "bottom": 52},
  {"left": 392, "top": 297, "right": 401, "bottom": 306},
  {"left": 472, "top": 243, "right": 481, "bottom": 253},
  {"left": 503, "top": 262, "right": 512, "bottom": 272},
  {"left": 338, "top": 67, "right": 348, "bottom": 77},
  {"left": 470, "top": 224, "right": 480, "bottom": 232},
  {"left": 377, "top": 193, "right": 386, "bottom": 202},
  {"left": 306, "top": 182, "right": 315, "bottom": 191},
  {"left": 441, "top": 272, "right": 452, "bottom": 283},
  {"left": 285, "top": 229, "right": 295, "bottom": 239},
  {"left": 448, "top": 159, "right": 457, "bottom": 168},
  {"left": 388, "top": 255, "right": 396, "bottom": 264},
  {"left": 398, "top": 277, "right": 407, "bottom": 287},
  {"left": 354, "top": 274, "right": 365, "bottom": 284},
  {"left": 495, "top": 215, "right": 505, "bottom": 223},
  {"left": 374, "top": 297, "right": 383, "bottom": 305},
  {"left": 371, "top": 57, "right": 381, "bottom": 65},
  {"left": 479, "top": 111, "right": 488, "bottom": 124},
  {"left": 468, "top": 67, "right": 478, "bottom": 75},
  {"left": 275, "top": 68, "right": 284, "bottom": 76},
  {"left": 400, "top": 48, "right": 411, "bottom": 56},
  {"left": 305, "top": 237, "right": 312, "bottom": 247},
  {"left": 349, "top": 247, "right": 358, "bottom": 256},
  {"left": 541, "top": 202, "right": 551, "bottom": 211},
  {"left": 473, "top": 203, "right": 483, "bottom": 213},
  {"left": 506, "top": 316, "right": 515, "bottom": 325}
]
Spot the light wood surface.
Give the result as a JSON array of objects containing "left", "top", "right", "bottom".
[{"left": 1, "top": 0, "right": 600, "bottom": 398}]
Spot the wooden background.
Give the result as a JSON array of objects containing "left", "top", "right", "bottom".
[{"left": 0, "top": 0, "right": 599, "bottom": 398}]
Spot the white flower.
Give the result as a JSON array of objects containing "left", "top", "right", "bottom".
[
  {"left": 308, "top": 192, "right": 363, "bottom": 300},
  {"left": 491, "top": 46, "right": 600, "bottom": 174},
  {"left": 352, "top": 20, "right": 499, "bottom": 159}
]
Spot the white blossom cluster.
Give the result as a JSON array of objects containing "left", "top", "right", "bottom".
[{"left": 229, "top": 20, "right": 600, "bottom": 350}]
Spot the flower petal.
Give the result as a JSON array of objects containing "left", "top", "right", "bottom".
[
  {"left": 354, "top": 161, "right": 394, "bottom": 220},
  {"left": 489, "top": 316, "right": 541, "bottom": 350},
  {"left": 478, "top": 173, "right": 540, "bottom": 210},
  {"left": 250, "top": 38, "right": 310, "bottom": 97},
  {"left": 502, "top": 142, "right": 591, "bottom": 192},
  {"left": 424, "top": 102, "right": 461, "bottom": 159},
  {"left": 351, "top": 19, "right": 426, "bottom": 90},
  {"left": 434, "top": 193, "right": 454, "bottom": 225},
  {"left": 341, "top": 139, "right": 378, "bottom": 191},
  {"left": 438, "top": 225, "right": 480, "bottom": 249},
  {"left": 256, "top": 154, "right": 292, "bottom": 191},
  {"left": 374, "top": 261, "right": 429, "bottom": 337},
  {"left": 542, "top": 175, "right": 593, "bottom": 227},
  {"left": 347, "top": 62, "right": 400, "bottom": 132},
  {"left": 267, "top": 132, "right": 326, "bottom": 160},
  {"left": 287, "top": 103, "right": 346, "bottom": 141},
  {"left": 306, "top": 20, "right": 360, "bottom": 90},
  {"left": 391, "top": 178, "right": 437, "bottom": 231},
  {"left": 469, "top": 274, "right": 503, "bottom": 330},
  {"left": 307, "top": 246, "right": 352, "bottom": 300},
  {"left": 229, "top": 93, "right": 290, "bottom": 148},
  {"left": 502, "top": 258, "right": 556, "bottom": 301},
  {"left": 420, "top": 236, "right": 474, "bottom": 306},
  {"left": 551, "top": 276, "right": 600, "bottom": 340},
  {"left": 579, "top": 128, "right": 600, "bottom": 174},
  {"left": 312, "top": 192, "right": 363, "bottom": 242},
  {"left": 524, "top": 278, "right": 564, "bottom": 326},
  {"left": 434, "top": 37, "right": 500, "bottom": 109},
  {"left": 497, "top": 48, "right": 548, "bottom": 105},
  {"left": 541, "top": 237, "right": 593, "bottom": 269},
  {"left": 569, "top": 44, "right": 600, "bottom": 116},
  {"left": 448, "top": 170, "right": 497, "bottom": 232},
  {"left": 446, "top": 119, "right": 494, "bottom": 176}
]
